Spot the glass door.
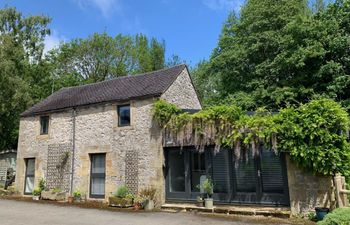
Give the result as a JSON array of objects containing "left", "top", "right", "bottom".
[
  {"left": 231, "top": 150, "right": 259, "bottom": 203},
  {"left": 259, "top": 148, "right": 289, "bottom": 205},
  {"left": 189, "top": 151, "right": 207, "bottom": 199},
  {"left": 24, "top": 158, "right": 35, "bottom": 195},
  {"left": 166, "top": 149, "right": 188, "bottom": 199}
]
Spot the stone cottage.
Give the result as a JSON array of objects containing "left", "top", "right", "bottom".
[{"left": 15, "top": 64, "right": 333, "bottom": 215}]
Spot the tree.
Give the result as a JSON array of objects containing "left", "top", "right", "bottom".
[
  {"left": 198, "top": 0, "right": 350, "bottom": 110},
  {"left": 0, "top": 7, "right": 51, "bottom": 150},
  {"left": 49, "top": 33, "right": 166, "bottom": 87}
]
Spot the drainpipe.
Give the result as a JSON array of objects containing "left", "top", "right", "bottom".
[{"left": 70, "top": 108, "right": 77, "bottom": 195}]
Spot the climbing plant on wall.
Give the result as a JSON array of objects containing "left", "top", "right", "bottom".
[{"left": 153, "top": 98, "right": 350, "bottom": 176}]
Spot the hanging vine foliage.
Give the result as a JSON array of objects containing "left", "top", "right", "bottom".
[{"left": 153, "top": 98, "right": 350, "bottom": 176}]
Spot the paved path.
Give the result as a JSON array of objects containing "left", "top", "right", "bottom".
[{"left": 0, "top": 199, "right": 290, "bottom": 225}]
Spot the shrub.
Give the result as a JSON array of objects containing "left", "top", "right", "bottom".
[
  {"left": 317, "top": 208, "right": 350, "bottom": 225},
  {"left": 200, "top": 178, "right": 214, "bottom": 198},
  {"left": 39, "top": 178, "right": 46, "bottom": 191},
  {"left": 140, "top": 187, "right": 156, "bottom": 201},
  {"left": 73, "top": 190, "right": 81, "bottom": 198},
  {"left": 114, "top": 185, "right": 129, "bottom": 198},
  {"left": 32, "top": 188, "right": 41, "bottom": 196}
]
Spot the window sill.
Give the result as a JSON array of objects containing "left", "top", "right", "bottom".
[
  {"left": 113, "top": 125, "right": 134, "bottom": 131},
  {"left": 36, "top": 134, "right": 50, "bottom": 140}
]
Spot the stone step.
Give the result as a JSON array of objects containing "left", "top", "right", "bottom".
[{"left": 161, "top": 203, "right": 291, "bottom": 218}]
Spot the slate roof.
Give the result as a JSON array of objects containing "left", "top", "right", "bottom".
[{"left": 21, "top": 64, "right": 187, "bottom": 117}]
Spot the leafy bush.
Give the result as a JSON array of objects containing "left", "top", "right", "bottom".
[
  {"left": 152, "top": 99, "right": 182, "bottom": 127},
  {"left": 32, "top": 188, "right": 41, "bottom": 196},
  {"left": 114, "top": 185, "right": 129, "bottom": 198},
  {"left": 39, "top": 178, "right": 46, "bottom": 191},
  {"left": 73, "top": 190, "right": 81, "bottom": 198},
  {"left": 278, "top": 99, "right": 350, "bottom": 176},
  {"left": 317, "top": 208, "right": 350, "bottom": 225}
]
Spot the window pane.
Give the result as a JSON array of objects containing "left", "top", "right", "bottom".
[
  {"left": 91, "top": 177, "right": 105, "bottom": 196},
  {"left": 118, "top": 105, "right": 130, "bottom": 126},
  {"left": 25, "top": 177, "right": 34, "bottom": 194},
  {"left": 235, "top": 151, "right": 256, "bottom": 192},
  {"left": 40, "top": 116, "right": 49, "bottom": 134},
  {"left": 92, "top": 155, "right": 105, "bottom": 174},
  {"left": 90, "top": 154, "right": 106, "bottom": 197},
  {"left": 211, "top": 150, "right": 229, "bottom": 194},
  {"left": 191, "top": 152, "right": 206, "bottom": 192},
  {"left": 169, "top": 150, "right": 185, "bottom": 192},
  {"left": 26, "top": 159, "right": 35, "bottom": 176},
  {"left": 261, "top": 149, "right": 284, "bottom": 193}
]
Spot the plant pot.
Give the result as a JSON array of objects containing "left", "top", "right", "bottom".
[
  {"left": 144, "top": 200, "right": 154, "bottom": 211},
  {"left": 32, "top": 196, "right": 40, "bottom": 201},
  {"left": 315, "top": 207, "right": 329, "bottom": 221},
  {"left": 205, "top": 198, "right": 213, "bottom": 209},
  {"left": 108, "top": 196, "right": 133, "bottom": 208},
  {"left": 133, "top": 203, "right": 142, "bottom": 211},
  {"left": 196, "top": 201, "right": 204, "bottom": 207},
  {"left": 67, "top": 196, "right": 74, "bottom": 203},
  {"left": 74, "top": 197, "right": 81, "bottom": 203}
]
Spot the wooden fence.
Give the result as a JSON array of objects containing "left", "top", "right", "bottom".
[{"left": 334, "top": 174, "right": 349, "bottom": 207}]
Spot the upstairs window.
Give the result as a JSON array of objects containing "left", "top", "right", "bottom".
[
  {"left": 40, "top": 116, "right": 49, "bottom": 135},
  {"left": 118, "top": 105, "right": 130, "bottom": 127}
]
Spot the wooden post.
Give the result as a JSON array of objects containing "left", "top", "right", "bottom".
[
  {"left": 341, "top": 177, "right": 350, "bottom": 207},
  {"left": 334, "top": 173, "right": 344, "bottom": 208}
]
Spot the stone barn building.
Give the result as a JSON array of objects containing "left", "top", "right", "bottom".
[{"left": 15, "top": 64, "right": 333, "bottom": 215}]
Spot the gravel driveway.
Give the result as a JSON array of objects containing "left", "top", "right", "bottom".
[{"left": 0, "top": 199, "right": 292, "bottom": 225}]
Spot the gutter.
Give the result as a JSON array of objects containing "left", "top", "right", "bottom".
[{"left": 70, "top": 108, "right": 77, "bottom": 195}]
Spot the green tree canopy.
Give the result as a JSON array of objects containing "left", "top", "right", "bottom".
[
  {"left": 0, "top": 7, "right": 51, "bottom": 150},
  {"left": 193, "top": 0, "right": 350, "bottom": 111},
  {"left": 48, "top": 33, "right": 165, "bottom": 86}
]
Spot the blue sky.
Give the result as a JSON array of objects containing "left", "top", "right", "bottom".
[{"left": 0, "top": 0, "right": 243, "bottom": 66}]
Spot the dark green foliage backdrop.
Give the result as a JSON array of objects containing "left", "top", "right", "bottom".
[{"left": 191, "top": 0, "right": 350, "bottom": 111}]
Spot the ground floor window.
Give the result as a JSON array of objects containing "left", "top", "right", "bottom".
[
  {"left": 24, "top": 158, "right": 35, "bottom": 195},
  {"left": 90, "top": 154, "right": 106, "bottom": 198}
]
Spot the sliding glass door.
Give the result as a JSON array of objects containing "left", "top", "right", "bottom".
[{"left": 165, "top": 146, "right": 289, "bottom": 206}]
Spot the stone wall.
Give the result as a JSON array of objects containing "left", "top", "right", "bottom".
[
  {"left": 286, "top": 155, "right": 335, "bottom": 215},
  {"left": 162, "top": 68, "right": 202, "bottom": 110},
  {"left": 71, "top": 99, "right": 164, "bottom": 202},
  {"left": 15, "top": 111, "right": 73, "bottom": 194}
]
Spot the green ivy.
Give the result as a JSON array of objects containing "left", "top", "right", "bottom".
[{"left": 153, "top": 98, "right": 350, "bottom": 176}]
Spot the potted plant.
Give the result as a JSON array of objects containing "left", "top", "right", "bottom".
[
  {"left": 133, "top": 195, "right": 145, "bottom": 211},
  {"left": 140, "top": 187, "right": 156, "bottom": 211},
  {"left": 108, "top": 185, "right": 133, "bottom": 207},
  {"left": 32, "top": 188, "right": 41, "bottom": 201},
  {"left": 67, "top": 195, "right": 74, "bottom": 203},
  {"left": 73, "top": 189, "right": 82, "bottom": 203},
  {"left": 196, "top": 195, "right": 204, "bottom": 207},
  {"left": 200, "top": 178, "right": 214, "bottom": 209}
]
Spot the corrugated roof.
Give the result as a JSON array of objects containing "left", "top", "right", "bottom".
[{"left": 21, "top": 64, "right": 186, "bottom": 117}]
